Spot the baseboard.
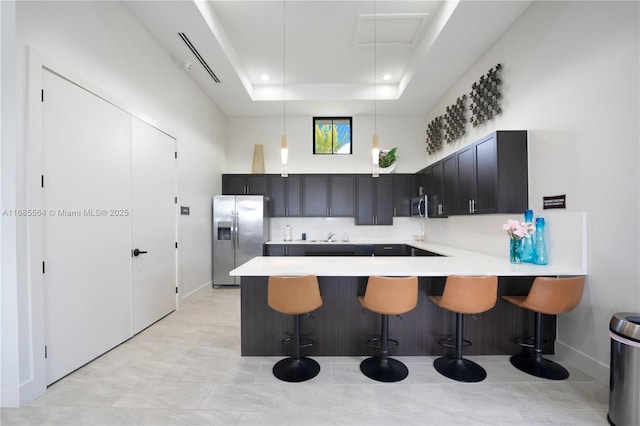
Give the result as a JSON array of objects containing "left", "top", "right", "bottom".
[
  {"left": 178, "top": 281, "right": 212, "bottom": 308},
  {"left": 1, "top": 385, "right": 20, "bottom": 408},
  {"left": 555, "top": 340, "right": 609, "bottom": 385}
]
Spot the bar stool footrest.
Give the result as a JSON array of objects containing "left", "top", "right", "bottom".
[
  {"left": 437, "top": 336, "right": 472, "bottom": 349},
  {"left": 273, "top": 356, "right": 320, "bottom": 382},
  {"left": 366, "top": 336, "right": 399, "bottom": 350},
  {"left": 434, "top": 355, "right": 487, "bottom": 383},
  {"left": 509, "top": 353, "right": 569, "bottom": 380},
  {"left": 280, "top": 336, "right": 314, "bottom": 349},
  {"left": 513, "top": 335, "right": 549, "bottom": 349},
  {"left": 360, "top": 356, "right": 408, "bottom": 383}
]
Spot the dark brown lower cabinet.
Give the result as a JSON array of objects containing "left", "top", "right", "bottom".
[
  {"left": 264, "top": 244, "right": 305, "bottom": 256},
  {"left": 240, "top": 275, "right": 556, "bottom": 356}
]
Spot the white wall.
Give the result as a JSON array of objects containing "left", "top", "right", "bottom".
[
  {"left": 421, "top": 1, "right": 639, "bottom": 383},
  {"left": 227, "top": 114, "right": 426, "bottom": 174},
  {"left": 5, "top": 0, "right": 226, "bottom": 405},
  {"left": 1, "top": 0, "right": 22, "bottom": 408},
  {"left": 271, "top": 217, "right": 426, "bottom": 244}
]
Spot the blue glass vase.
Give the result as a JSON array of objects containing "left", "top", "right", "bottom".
[
  {"left": 534, "top": 217, "right": 548, "bottom": 265},
  {"left": 521, "top": 210, "right": 535, "bottom": 263},
  {"left": 510, "top": 238, "right": 522, "bottom": 264}
]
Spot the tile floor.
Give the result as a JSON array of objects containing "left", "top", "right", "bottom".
[{"left": 2, "top": 287, "right": 610, "bottom": 425}]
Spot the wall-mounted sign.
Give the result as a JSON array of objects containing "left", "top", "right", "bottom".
[{"left": 543, "top": 195, "right": 566, "bottom": 209}]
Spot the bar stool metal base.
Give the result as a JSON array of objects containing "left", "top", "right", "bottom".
[
  {"left": 509, "top": 311, "right": 570, "bottom": 380},
  {"left": 273, "top": 357, "right": 320, "bottom": 382},
  {"left": 509, "top": 352, "right": 569, "bottom": 380},
  {"left": 360, "top": 356, "right": 409, "bottom": 382},
  {"left": 434, "top": 355, "right": 487, "bottom": 382}
]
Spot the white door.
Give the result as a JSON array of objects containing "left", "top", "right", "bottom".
[
  {"left": 42, "top": 70, "right": 133, "bottom": 384},
  {"left": 130, "top": 117, "right": 177, "bottom": 334}
]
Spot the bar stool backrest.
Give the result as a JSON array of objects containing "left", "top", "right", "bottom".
[
  {"left": 521, "top": 276, "right": 585, "bottom": 315},
  {"left": 439, "top": 275, "right": 498, "bottom": 315},
  {"left": 268, "top": 275, "right": 323, "bottom": 315},
  {"left": 361, "top": 276, "right": 418, "bottom": 315}
]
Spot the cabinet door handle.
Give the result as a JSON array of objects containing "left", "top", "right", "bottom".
[
  {"left": 471, "top": 199, "right": 476, "bottom": 213},
  {"left": 438, "top": 204, "right": 443, "bottom": 215}
]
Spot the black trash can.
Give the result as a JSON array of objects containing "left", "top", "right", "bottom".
[{"left": 608, "top": 312, "right": 640, "bottom": 426}]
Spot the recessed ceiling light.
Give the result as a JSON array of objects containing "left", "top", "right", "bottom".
[
  {"left": 382, "top": 74, "right": 392, "bottom": 81},
  {"left": 261, "top": 74, "right": 270, "bottom": 81}
]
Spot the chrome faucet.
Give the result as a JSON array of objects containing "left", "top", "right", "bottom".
[{"left": 327, "top": 232, "right": 335, "bottom": 242}]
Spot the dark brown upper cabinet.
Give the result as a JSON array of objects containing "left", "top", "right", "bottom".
[
  {"left": 456, "top": 130, "right": 528, "bottom": 215},
  {"left": 270, "top": 174, "right": 302, "bottom": 217},
  {"left": 355, "top": 174, "right": 394, "bottom": 225},
  {"left": 222, "top": 174, "right": 270, "bottom": 196},
  {"left": 392, "top": 174, "right": 415, "bottom": 217},
  {"left": 302, "top": 174, "right": 355, "bottom": 217}
]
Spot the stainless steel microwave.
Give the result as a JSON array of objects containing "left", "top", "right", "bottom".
[{"left": 410, "top": 195, "right": 428, "bottom": 217}]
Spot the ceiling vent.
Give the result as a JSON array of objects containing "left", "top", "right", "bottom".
[
  {"left": 178, "top": 32, "right": 221, "bottom": 83},
  {"left": 355, "top": 13, "right": 430, "bottom": 46}
]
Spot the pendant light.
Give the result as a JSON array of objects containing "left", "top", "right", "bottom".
[
  {"left": 280, "top": 0, "right": 288, "bottom": 178},
  {"left": 371, "top": 0, "right": 379, "bottom": 178}
]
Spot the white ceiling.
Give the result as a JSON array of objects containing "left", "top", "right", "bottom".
[{"left": 124, "top": 1, "right": 532, "bottom": 117}]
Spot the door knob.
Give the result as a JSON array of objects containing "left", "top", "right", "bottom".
[{"left": 132, "top": 248, "right": 148, "bottom": 257}]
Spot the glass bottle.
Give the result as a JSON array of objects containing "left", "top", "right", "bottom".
[
  {"left": 521, "top": 209, "right": 535, "bottom": 263},
  {"left": 534, "top": 217, "right": 548, "bottom": 265}
]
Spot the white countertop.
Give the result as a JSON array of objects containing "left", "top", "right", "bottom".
[
  {"left": 266, "top": 240, "right": 426, "bottom": 245},
  {"left": 231, "top": 241, "right": 586, "bottom": 277}
]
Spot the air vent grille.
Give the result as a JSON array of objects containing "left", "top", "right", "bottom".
[{"left": 178, "top": 32, "right": 221, "bottom": 84}]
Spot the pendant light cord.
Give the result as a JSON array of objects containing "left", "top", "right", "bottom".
[
  {"left": 373, "top": 0, "right": 377, "bottom": 134},
  {"left": 283, "top": 0, "right": 286, "bottom": 135}
]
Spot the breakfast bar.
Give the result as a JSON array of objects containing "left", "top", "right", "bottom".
[{"left": 230, "top": 243, "right": 586, "bottom": 357}]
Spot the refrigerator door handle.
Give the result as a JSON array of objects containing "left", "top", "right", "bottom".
[
  {"left": 234, "top": 212, "right": 240, "bottom": 249},
  {"left": 231, "top": 211, "right": 236, "bottom": 250}
]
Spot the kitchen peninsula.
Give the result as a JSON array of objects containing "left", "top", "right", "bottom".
[{"left": 230, "top": 242, "right": 586, "bottom": 357}]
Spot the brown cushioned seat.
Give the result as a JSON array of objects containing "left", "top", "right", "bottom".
[{"left": 268, "top": 275, "right": 323, "bottom": 315}]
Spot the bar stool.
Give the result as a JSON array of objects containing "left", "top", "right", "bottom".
[
  {"left": 268, "top": 275, "right": 323, "bottom": 382},
  {"left": 358, "top": 276, "right": 418, "bottom": 382},
  {"left": 429, "top": 275, "right": 498, "bottom": 382},
  {"left": 502, "top": 276, "right": 585, "bottom": 380}
]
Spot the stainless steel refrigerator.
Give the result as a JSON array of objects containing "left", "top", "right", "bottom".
[{"left": 212, "top": 195, "right": 269, "bottom": 287}]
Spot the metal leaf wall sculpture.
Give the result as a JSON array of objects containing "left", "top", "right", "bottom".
[
  {"left": 424, "top": 63, "right": 504, "bottom": 156},
  {"left": 425, "top": 116, "right": 443, "bottom": 155},
  {"left": 469, "top": 64, "right": 502, "bottom": 127},
  {"left": 444, "top": 95, "right": 466, "bottom": 143}
]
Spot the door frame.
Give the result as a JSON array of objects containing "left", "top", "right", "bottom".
[{"left": 23, "top": 47, "right": 178, "bottom": 400}]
